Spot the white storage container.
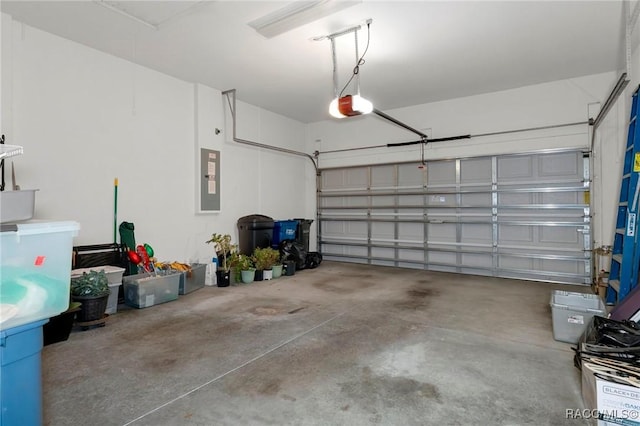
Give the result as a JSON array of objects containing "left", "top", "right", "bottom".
[
  {"left": 550, "top": 290, "right": 606, "bottom": 344},
  {"left": 0, "top": 221, "right": 80, "bottom": 330},
  {"left": 71, "top": 265, "right": 125, "bottom": 314}
]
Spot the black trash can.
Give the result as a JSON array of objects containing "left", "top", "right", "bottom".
[
  {"left": 237, "top": 214, "right": 274, "bottom": 255},
  {"left": 293, "top": 218, "right": 314, "bottom": 253}
]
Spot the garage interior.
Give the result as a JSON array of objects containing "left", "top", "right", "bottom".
[{"left": 1, "top": 1, "right": 640, "bottom": 425}]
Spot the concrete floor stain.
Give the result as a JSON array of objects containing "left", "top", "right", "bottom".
[
  {"left": 339, "top": 366, "right": 442, "bottom": 411},
  {"left": 312, "top": 278, "right": 374, "bottom": 294},
  {"left": 393, "top": 287, "right": 439, "bottom": 310}
]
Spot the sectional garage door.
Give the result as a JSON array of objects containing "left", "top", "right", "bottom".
[{"left": 318, "top": 150, "right": 591, "bottom": 285}]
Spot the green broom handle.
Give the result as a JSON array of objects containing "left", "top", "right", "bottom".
[{"left": 114, "top": 177, "right": 118, "bottom": 244}]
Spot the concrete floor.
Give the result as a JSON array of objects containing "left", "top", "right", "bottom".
[{"left": 42, "top": 261, "right": 590, "bottom": 425}]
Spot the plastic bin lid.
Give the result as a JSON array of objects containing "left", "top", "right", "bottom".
[
  {"left": 293, "top": 218, "right": 314, "bottom": 224},
  {"left": 238, "top": 214, "right": 274, "bottom": 224},
  {"left": 2, "top": 221, "right": 80, "bottom": 237}
]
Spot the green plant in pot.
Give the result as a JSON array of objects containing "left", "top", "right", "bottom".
[
  {"left": 227, "top": 251, "right": 242, "bottom": 284},
  {"left": 271, "top": 251, "right": 283, "bottom": 278},
  {"left": 236, "top": 254, "right": 255, "bottom": 284},
  {"left": 252, "top": 247, "right": 280, "bottom": 281},
  {"left": 70, "top": 270, "right": 110, "bottom": 322},
  {"left": 205, "top": 233, "right": 237, "bottom": 287}
]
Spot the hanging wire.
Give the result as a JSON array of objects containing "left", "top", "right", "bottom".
[{"left": 338, "top": 21, "right": 371, "bottom": 98}]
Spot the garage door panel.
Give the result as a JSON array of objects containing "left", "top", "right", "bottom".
[
  {"left": 498, "top": 156, "right": 533, "bottom": 180},
  {"left": 461, "top": 193, "right": 491, "bottom": 206},
  {"left": 499, "top": 255, "right": 534, "bottom": 270},
  {"left": 461, "top": 224, "right": 492, "bottom": 244},
  {"left": 539, "top": 152, "right": 579, "bottom": 177},
  {"left": 538, "top": 225, "right": 580, "bottom": 245},
  {"left": 371, "top": 222, "right": 394, "bottom": 239},
  {"left": 399, "top": 223, "right": 424, "bottom": 241},
  {"left": 498, "top": 225, "right": 533, "bottom": 243},
  {"left": 461, "top": 158, "right": 492, "bottom": 183},
  {"left": 323, "top": 221, "right": 346, "bottom": 235},
  {"left": 429, "top": 251, "right": 456, "bottom": 264},
  {"left": 427, "top": 161, "right": 456, "bottom": 185},
  {"left": 322, "top": 197, "right": 346, "bottom": 208},
  {"left": 346, "top": 168, "right": 369, "bottom": 187},
  {"left": 540, "top": 258, "right": 581, "bottom": 275},
  {"left": 428, "top": 223, "right": 456, "bottom": 241},
  {"left": 541, "top": 191, "right": 581, "bottom": 204},
  {"left": 397, "top": 249, "right": 424, "bottom": 263},
  {"left": 372, "top": 196, "right": 395, "bottom": 206},
  {"left": 499, "top": 192, "right": 534, "bottom": 205},
  {"left": 398, "top": 165, "right": 425, "bottom": 186},
  {"left": 399, "top": 195, "right": 424, "bottom": 205},
  {"left": 319, "top": 150, "right": 590, "bottom": 285},
  {"left": 346, "top": 196, "right": 368, "bottom": 208},
  {"left": 371, "top": 165, "right": 395, "bottom": 188},
  {"left": 372, "top": 246, "right": 394, "bottom": 258},
  {"left": 461, "top": 253, "right": 491, "bottom": 268},
  {"left": 322, "top": 170, "right": 344, "bottom": 189},
  {"left": 427, "top": 194, "right": 456, "bottom": 206}
]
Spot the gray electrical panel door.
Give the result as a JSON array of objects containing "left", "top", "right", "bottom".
[
  {"left": 319, "top": 150, "right": 591, "bottom": 285},
  {"left": 200, "top": 148, "right": 220, "bottom": 212}
]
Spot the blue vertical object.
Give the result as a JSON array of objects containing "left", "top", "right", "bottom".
[
  {"left": 1, "top": 319, "right": 47, "bottom": 426},
  {"left": 607, "top": 86, "right": 640, "bottom": 305}
]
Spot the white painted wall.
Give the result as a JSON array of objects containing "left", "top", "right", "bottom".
[
  {"left": 2, "top": 15, "right": 313, "bottom": 263},
  {"left": 591, "top": 5, "right": 640, "bottom": 252}
]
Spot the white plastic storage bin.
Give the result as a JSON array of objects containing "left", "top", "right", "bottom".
[
  {"left": 71, "top": 266, "right": 125, "bottom": 315},
  {"left": 550, "top": 290, "right": 606, "bottom": 344},
  {"left": 0, "top": 221, "right": 80, "bottom": 330}
]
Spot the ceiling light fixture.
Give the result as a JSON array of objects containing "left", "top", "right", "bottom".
[
  {"left": 248, "top": 0, "right": 362, "bottom": 39},
  {"left": 327, "top": 19, "right": 373, "bottom": 119}
]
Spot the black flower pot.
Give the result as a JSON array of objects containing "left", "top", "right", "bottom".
[
  {"left": 72, "top": 294, "right": 109, "bottom": 322},
  {"left": 254, "top": 269, "right": 264, "bottom": 281},
  {"left": 43, "top": 303, "right": 81, "bottom": 346},
  {"left": 283, "top": 260, "right": 296, "bottom": 276},
  {"left": 216, "top": 270, "right": 230, "bottom": 287}
]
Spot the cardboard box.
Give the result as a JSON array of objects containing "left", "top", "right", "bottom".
[
  {"left": 123, "top": 272, "right": 180, "bottom": 309},
  {"left": 582, "top": 359, "right": 640, "bottom": 425}
]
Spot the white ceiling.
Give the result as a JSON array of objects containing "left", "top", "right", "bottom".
[{"left": 1, "top": 1, "right": 627, "bottom": 123}]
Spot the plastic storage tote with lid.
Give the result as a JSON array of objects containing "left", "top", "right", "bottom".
[
  {"left": 550, "top": 290, "right": 606, "bottom": 343},
  {"left": 1, "top": 221, "right": 80, "bottom": 331}
]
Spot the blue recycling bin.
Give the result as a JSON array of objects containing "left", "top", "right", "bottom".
[
  {"left": 272, "top": 220, "right": 299, "bottom": 248},
  {"left": 1, "top": 319, "right": 47, "bottom": 426}
]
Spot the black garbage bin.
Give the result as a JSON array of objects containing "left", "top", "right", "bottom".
[
  {"left": 237, "top": 214, "right": 274, "bottom": 255},
  {"left": 293, "top": 218, "right": 314, "bottom": 253}
]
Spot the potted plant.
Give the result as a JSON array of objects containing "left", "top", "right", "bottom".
[
  {"left": 205, "top": 233, "right": 237, "bottom": 287},
  {"left": 272, "top": 251, "right": 283, "bottom": 278},
  {"left": 236, "top": 254, "right": 256, "bottom": 284},
  {"left": 227, "top": 251, "right": 241, "bottom": 284},
  {"left": 252, "top": 247, "right": 280, "bottom": 281},
  {"left": 70, "top": 270, "right": 110, "bottom": 323}
]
